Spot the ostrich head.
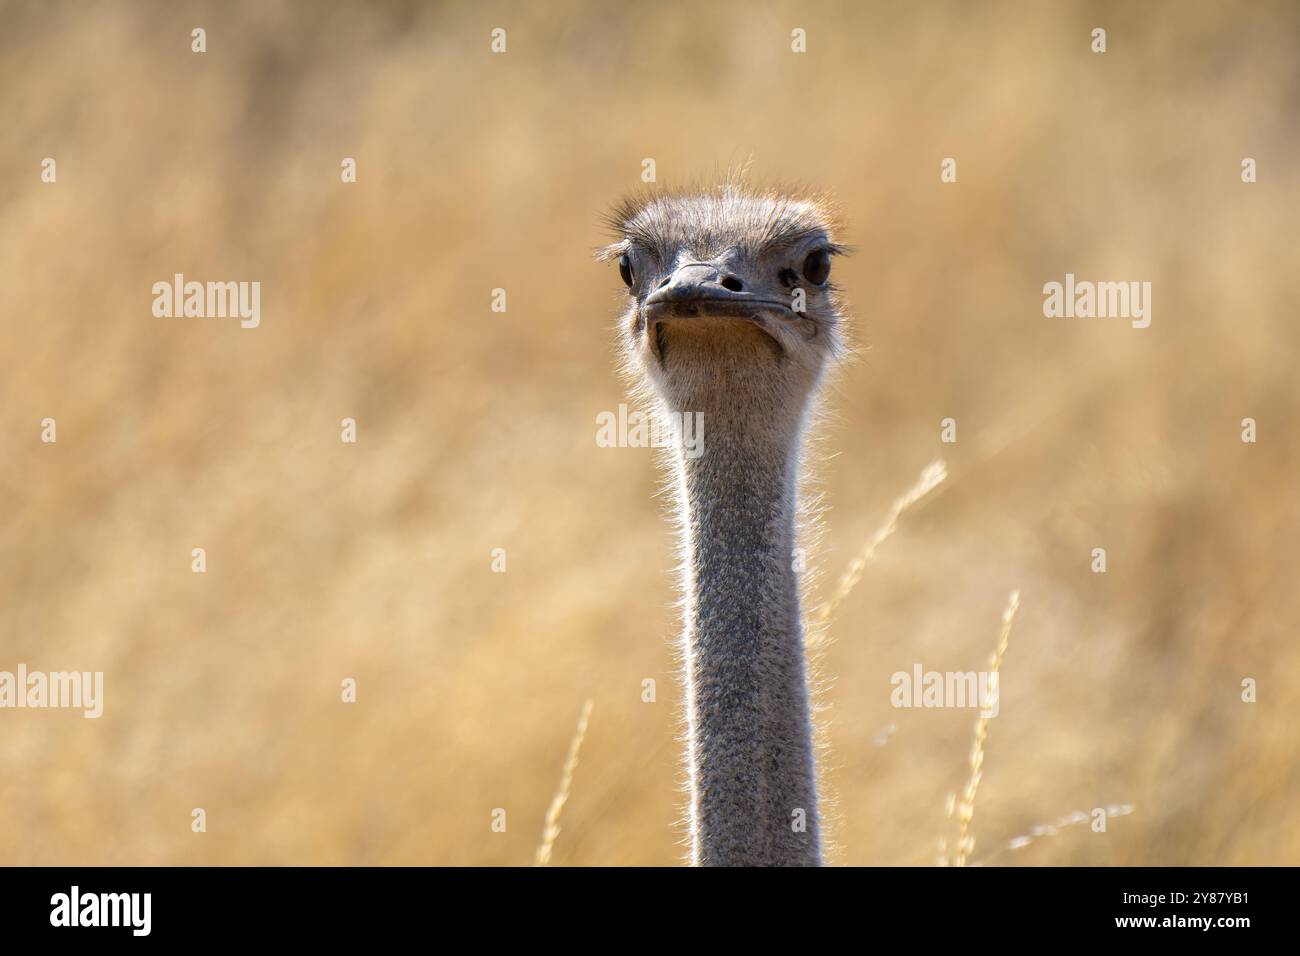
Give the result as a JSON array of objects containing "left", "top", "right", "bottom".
[{"left": 602, "top": 186, "right": 847, "bottom": 426}]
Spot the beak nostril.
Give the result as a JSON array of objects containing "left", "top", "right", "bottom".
[
  {"left": 719, "top": 275, "right": 744, "bottom": 293},
  {"left": 657, "top": 276, "right": 672, "bottom": 289}
]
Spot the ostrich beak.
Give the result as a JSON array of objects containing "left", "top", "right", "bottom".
[
  {"left": 641, "top": 263, "right": 815, "bottom": 365},
  {"left": 644, "top": 262, "right": 792, "bottom": 322}
]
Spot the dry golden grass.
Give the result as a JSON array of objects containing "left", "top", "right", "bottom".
[
  {"left": 943, "top": 590, "right": 1019, "bottom": 867},
  {"left": 2, "top": 0, "right": 1298, "bottom": 865},
  {"left": 534, "top": 698, "right": 592, "bottom": 866},
  {"left": 808, "top": 458, "right": 947, "bottom": 649}
]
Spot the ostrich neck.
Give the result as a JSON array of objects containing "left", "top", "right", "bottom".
[{"left": 673, "top": 402, "right": 821, "bottom": 866}]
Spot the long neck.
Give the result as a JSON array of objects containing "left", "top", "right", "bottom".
[{"left": 671, "top": 402, "right": 821, "bottom": 866}]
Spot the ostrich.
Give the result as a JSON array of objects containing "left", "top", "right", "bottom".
[{"left": 602, "top": 185, "right": 846, "bottom": 866}]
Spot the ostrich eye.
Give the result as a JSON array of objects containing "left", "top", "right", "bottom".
[
  {"left": 802, "top": 249, "right": 831, "bottom": 286},
  {"left": 618, "top": 253, "right": 635, "bottom": 288}
]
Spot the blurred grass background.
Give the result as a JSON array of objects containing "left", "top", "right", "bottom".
[{"left": 1, "top": 0, "right": 1298, "bottom": 865}]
